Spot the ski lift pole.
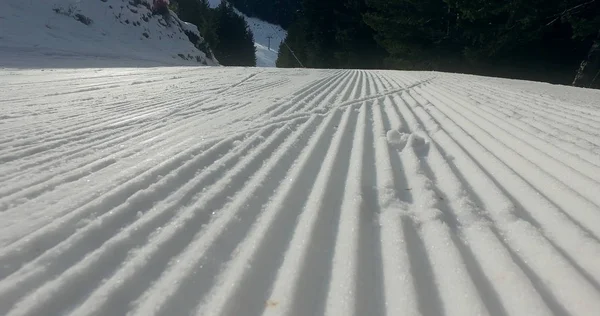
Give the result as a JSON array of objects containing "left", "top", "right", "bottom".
[{"left": 267, "top": 35, "right": 273, "bottom": 50}]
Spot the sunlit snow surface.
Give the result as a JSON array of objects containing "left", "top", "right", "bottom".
[
  {"left": 0, "top": 0, "right": 218, "bottom": 68},
  {"left": 1, "top": 65, "right": 600, "bottom": 316}
]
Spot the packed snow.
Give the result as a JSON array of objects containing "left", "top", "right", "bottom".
[
  {"left": 1, "top": 64, "right": 600, "bottom": 316},
  {"left": 0, "top": 0, "right": 218, "bottom": 68}
]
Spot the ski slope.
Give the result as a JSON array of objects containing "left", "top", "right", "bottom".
[
  {"left": 207, "top": 0, "right": 287, "bottom": 67},
  {"left": 244, "top": 14, "right": 286, "bottom": 67},
  {"left": 1, "top": 66, "right": 600, "bottom": 316}
]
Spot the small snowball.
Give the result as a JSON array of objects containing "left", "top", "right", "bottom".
[
  {"left": 386, "top": 130, "right": 410, "bottom": 150},
  {"left": 386, "top": 129, "right": 403, "bottom": 143}
]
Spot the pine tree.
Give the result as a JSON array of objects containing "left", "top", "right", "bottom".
[
  {"left": 171, "top": 0, "right": 217, "bottom": 49},
  {"left": 171, "top": 0, "right": 256, "bottom": 66},
  {"left": 364, "top": 0, "right": 458, "bottom": 70},
  {"left": 276, "top": 17, "right": 309, "bottom": 68},
  {"left": 333, "top": 0, "right": 385, "bottom": 68},
  {"left": 363, "top": 0, "right": 600, "bottom": 84},
  {"left": 277, "top": 0, "right": 384, "bottom": 69},
  {"left": 213, "top": 2, "right": 256, "bottom": 66}
]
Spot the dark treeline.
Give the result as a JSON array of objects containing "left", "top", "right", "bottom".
[
  {"left": 277, "top": 0, "right": 600, "bottom": 88},
  {"left": 171, "top": 0, "right": 256, "bottom": 66}
]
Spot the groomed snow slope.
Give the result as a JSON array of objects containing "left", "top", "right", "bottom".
[{"left": 1, "top": 67, "right": 600, "bottom": 316}]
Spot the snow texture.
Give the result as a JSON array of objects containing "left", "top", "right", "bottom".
[
  {"left": 0, "top": 0, "right": 218, "bottom": 68},
  {"left": 1, "top": 66, "right": 600, "bottom": 316}
]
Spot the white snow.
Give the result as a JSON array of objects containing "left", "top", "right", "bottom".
[
  {"left": 245, "top": 15, "right": 286, "bottom": 67},
  {"left": 0, "top": 0, "right": 218, "bottom": 68},
  {"left": 1, "top": 63, "right": 600, "bottom": 316},
  {"left": 4, "top": 2, "right": 599, "bottom": 315},
  {"left": 208, "top": 0, "right": 287, "bottom": 67}
]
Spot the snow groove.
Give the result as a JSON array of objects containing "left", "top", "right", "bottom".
[{"left": 1, "top": 67, "right": 599, "bottom": 316}]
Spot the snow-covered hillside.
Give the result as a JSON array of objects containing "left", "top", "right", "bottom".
[
  {"left": 0, "top": 0, "right": 218, "bottom": 67},
  {"left": 1, "top": 65, "right": 600, "bottom": 316},
  {"left": 244, "top": 14, "right": 286, "bottom": 67},
  {"left": 208, "top": 0, "right": 286, "bottom": 67}
]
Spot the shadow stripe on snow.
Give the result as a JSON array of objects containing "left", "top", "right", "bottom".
[
  {"left": 195, "top": 108, "right": 348, "bottom": 316},
  {"left": 295, "top": 70, "right": 358, "bottom": 115},
  {"left": 133, "top": 115, "right": 326, "bottom": 316},
  {"left": 412, "top": 86, "right": 600, "bottom": 239},
  {"left": 0, "top": 136, "right": 230, "bottom": 277},
  {"left": 394, "top": 92, "right": 553, "bottom": 316},
  {"left": 260, "top": 70, "right": 344, "bottom": 117},
  {"left": 275, "top": 70, "right": 353, "bottom": 117},
  {"left": 0, "top": 132, "right": 257, "bottom": 313},
  {"left": 62, "top": 119, "right": 312, "bottom": 316},
  {"left": 3, "top": 119, "right": 308, "bottom": 316},
  {"left": 260, "top": 106, "right": 358, "bottom": 316},
  {"left": 403, "top": 89, "right": 600, "bottom": 315}
]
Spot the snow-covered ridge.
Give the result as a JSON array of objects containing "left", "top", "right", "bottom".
[
  {"left": 1, "top": 66, "right": 600, "bottom": 315},
  {"left": 0, "top": 0, "right": 218, "bottom": 67}
]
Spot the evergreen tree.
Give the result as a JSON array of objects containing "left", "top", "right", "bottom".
[
  {"left": 171, "top": 0, "right": 218, "bottom": 51},
  {"left": 363, "top": 0, "right": 600, "bottom": 84},
  {"left": 171, "top": 0, "right": 256, "bottom": 66},
  {"left": 277, "top": 0, "right": 384, "bottom": 69},
  {"left": 276, "top": 17, "right": 309, "bottom": 67},
  {"left": 175, "top": 0, "right": 600, "bottom": 86},
  {"left": 364, "top": 0, "right": 458, "bottom": 70},
  {"left": 333, "top": 0, "right": 386, "bottom": 68},
  {"left": 213, "top": 1, "right": 256, "bottom": 66}
]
